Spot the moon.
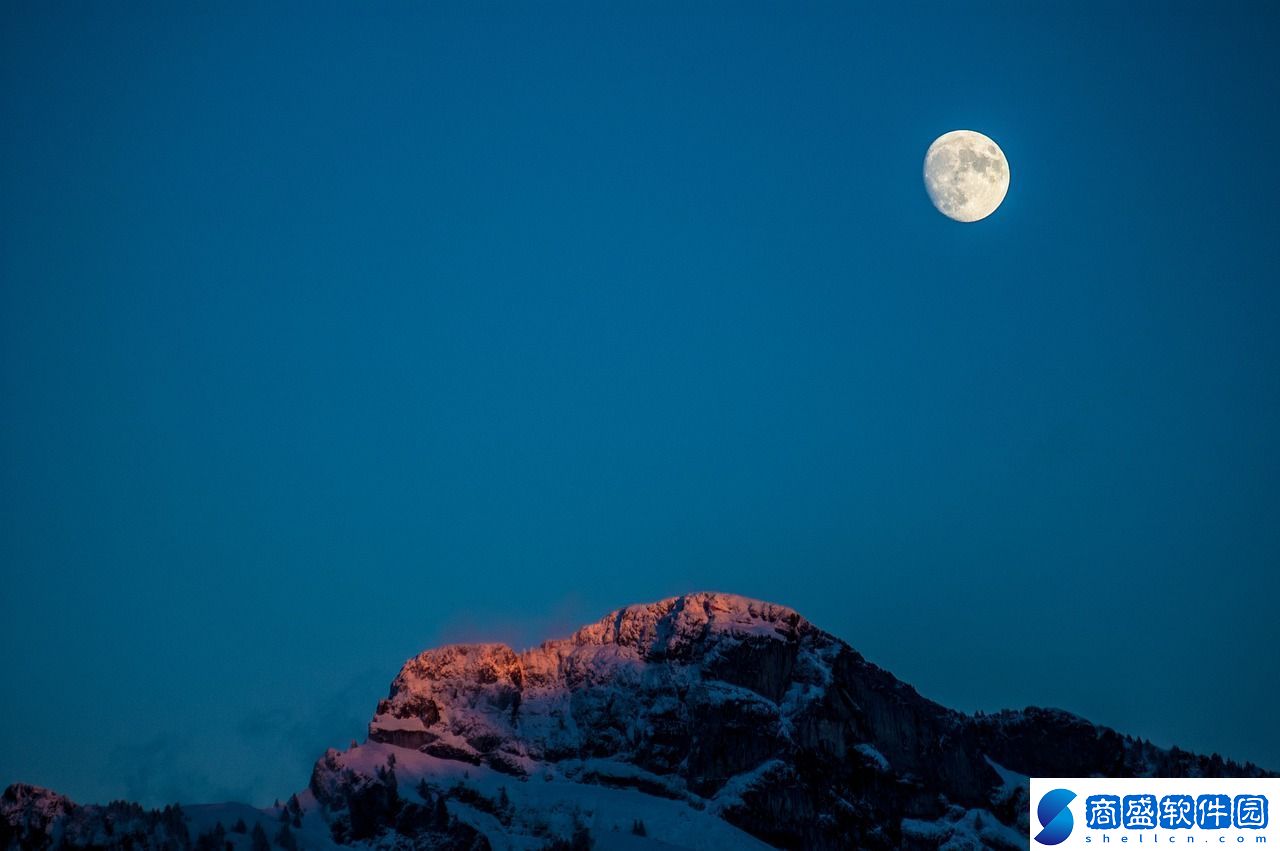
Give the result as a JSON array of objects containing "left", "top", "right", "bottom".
[{"left": 923, "top": 130, "right": 1010, "bottom": 222}]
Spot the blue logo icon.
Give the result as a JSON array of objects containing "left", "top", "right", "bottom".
[{"left": 1035, "top": 788, "right": 1077, "bottom": 845}]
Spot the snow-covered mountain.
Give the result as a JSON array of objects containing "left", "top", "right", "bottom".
[{"left": 3, "top": 592, "right": 1272, "bottom": 850}]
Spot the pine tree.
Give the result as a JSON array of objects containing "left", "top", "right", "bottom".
[
  {"left": 570, "top": 824, "right": 593, "bottom": 851},
  {"left": 250, "top": 823, "right": 270, "bottom": 851},
  {"left": 274, "top": 822, "right": 298, "bottom": 851},
  {"left": 495, "top": 785, "right": 513, "bottom": 825}
]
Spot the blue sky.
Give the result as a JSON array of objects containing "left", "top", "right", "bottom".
[{"left": 3, "top": 2, "right": 1278, "bottom": 805}]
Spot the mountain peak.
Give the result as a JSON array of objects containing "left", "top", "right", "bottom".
[
  {"left": 6, "top": 591, "right": 1273, "bottom": 851},
  {"left": 568, "top": 591, "right": 812, "bottom": 656},
  {"left": 370, "top": 592, "right": 834, "bottom": 776}
]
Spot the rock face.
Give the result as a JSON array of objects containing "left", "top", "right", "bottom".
[
  {"left": 346, "top": 591, "right": 1266, "bottom": 849},
  {"left": 369, "top": 594, "right": 827, "bottom": 785},
  {"left": 4, "top": 591, "right": 1274, "bottom": 851}
]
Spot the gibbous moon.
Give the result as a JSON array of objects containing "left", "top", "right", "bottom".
[{"left": 923, "top": 130, "right": 1010, "bottom": 222}]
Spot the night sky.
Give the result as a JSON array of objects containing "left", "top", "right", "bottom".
[{"left": 3, "top": 2, "right": 1278, "bottom": 806}]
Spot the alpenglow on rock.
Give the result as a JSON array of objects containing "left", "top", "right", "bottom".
[
  {"left": 4, "top": 592, "right": 1273, "bottom": 851},
  {"left": 368, "top": 593, "right": 828, "bottom": 781}
]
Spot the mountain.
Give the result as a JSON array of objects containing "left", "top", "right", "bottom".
[{"left": 3, "top": 592, "right": 1271, "bottom": 850}]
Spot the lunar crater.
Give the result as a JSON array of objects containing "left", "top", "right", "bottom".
[{"left": 923, "top": 130, "right": 1010, "bottom": 222}]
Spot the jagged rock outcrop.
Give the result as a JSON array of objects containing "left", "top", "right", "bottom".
[{"left": 367, "top": 594, "right": 834, "bottom": 783}]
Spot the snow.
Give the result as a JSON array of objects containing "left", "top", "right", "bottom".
[
  {"left": 562, "top": 758, "right": 686, "bottom": 797},
  {"left": 587, "top": 833, "right": 696, "bottom": 851},
  {"left": 185, "top": 803, "right": 346, "bottom": 851},
  {"left": 983, "top": 756, "right": 1027, "bottom": 793},
  {"left": 983, "top": 755, "right": 1031, "bottom": 834},
  {"left": 708, "top": 759, "right": 787, "bottom": 813},
  {"left": 570, "top": 592, "right": 808, "bottom": 654},
  {"left": 353, "top": 592, "right": 855, "bottom": 846},
  {"left": 371, "top": 714, "right": 427, "bottom": 732},
  {"left": 318, "top": 742, "right": 774, "bottom": 850},
  {"left": 855, "top": 743, "right": 891, "bottom": 772},
  {"left": 901, "top": 805, "right": 1025, "bottom": 851},
  {"left": 368, "top": 591, "right": 841, "bottom": 784}
]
